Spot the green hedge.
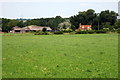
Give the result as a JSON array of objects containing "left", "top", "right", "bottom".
[
  {"left": 117, "top": 29, "right": 120, "bottom": 33},
  {"left": 96, "top": 30, "right": 108, "bottom": 33},
  {"left": 87, "top": 30, "right": 95, "bottom": 34},
  {"left": 54, "top": 31, "right": 63, "bottom": 34},
  {"left": 62, "top": 29, "right": 73, "bottom": 33},
  {"left": 34, "top": 31, "right": 49, "bottom": 35},
  {"left": 76, "top": 30, "right": 95, "bottom": 34}
]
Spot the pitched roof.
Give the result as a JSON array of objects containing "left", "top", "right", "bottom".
[
  {"left": 78, "top": 25, "right": 92, "bottom": 29},
  {"left": 27, "top": 25, "right": 41, "bottom": 30},
  {"left": 13, "top": 26, "right": 22, "bottom": 30},
  {"left": 77, "top": 24, "right": 92, "bottom": 30},
  {"left": 13, "top": 25, "right": 52, "bottom": 31},
  {"left": 27, "top": 25, "right": 52, "bottom": 30}
]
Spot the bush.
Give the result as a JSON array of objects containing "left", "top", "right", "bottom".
[
  {"left": 62, "top": 29, "right": 73, "bottom": 33},
  {"left": 110, "top": 29, "right": 117, "bottom": 32},
  {"left": 96, "top": 29, "right": 108, "bottom": 33},
  {"left": 87, "top": 30, "right": 95, "bottom": 34},
  {"left": 34, "top": 31, "right": 49, "bottom": 35},
  {"left": 117, "top": 29, "right": 120, "bottom": 34},
  {"left": 54, "top": 31, "right": 63, "bottom": 34},
  {"left": 75, "top": 30, "right": 87, "bottom": 34}
]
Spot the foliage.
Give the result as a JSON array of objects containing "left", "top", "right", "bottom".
[
  {"left": 70, "top": 25, "right": 76, "bottom": 31},
  {"left": 117, "top": 29, "right": 120, "bottom": 33},
  {"left": 110, "top": 29, "right": 117, "bottom": 32},
  {"left": 96, "top": 29, "right": 108, "bottom": 33},
  {"left": 102, "top": 22, "right": 113, "bottom": 30},
  {"left": 114, "top": 21, "right": 120, "bottom": 29},
  {"left": 70, "top": 9, "right": 96, "bottom": 29},
  {"left": 2, "top": 18, "right": 11, "bottom": 32},
  {"left": 87, "top": 30, "right": 95, "bottom": 34},
  {"left": 75, "top": 30, "right": 88, "bottom": 34},
  {"left": 17, "top": 21, "right": 25, "bottom": 28},
  {"left": 62, "top": 29, "right": 73, "bottom": 33},
  {"left": 70, "top": 9, "right": 118, "bottom": 30},
  {"left": 35, "top": 31, "right": 49, "bottom": 35},
  {"left": 58, "top": 21, "right": 71, "bottom": 30},
  {"left": 54, "top": 31, "right": 63, "bottom": 34},
  {"left": 100, "top": 10, "right": 118, "bottom": 26},
  {"left": 51, "top": 16, "right": 65, "bottom": 30}
]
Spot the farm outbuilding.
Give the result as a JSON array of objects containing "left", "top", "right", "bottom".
[{"left": 11, "top": 25, "right": 52, "bottom": 33}]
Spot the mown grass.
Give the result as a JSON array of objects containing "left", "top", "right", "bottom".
[{"left": 2, "top": 34, "right": 118, "bottom": 78}]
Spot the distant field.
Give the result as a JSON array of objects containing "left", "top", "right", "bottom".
[{"left": 2, "top": 34, "right": 118, "bottom": 78}]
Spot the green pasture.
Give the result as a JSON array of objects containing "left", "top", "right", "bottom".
[{"left": 2, "top": 34, "right": 118, "bottom": 78}]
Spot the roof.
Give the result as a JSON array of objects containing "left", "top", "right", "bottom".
[
  {"left": 12, "top": 25, "right": 52, "bottom": 31},
  {"left": 13, "top": 26, "right": 22, "bottom": 30},
  {"left": 27, "top": 25, "right": 52, "bottom": 30},
  {"left": 79, "top": 25, "right": 92, "bottom": 28},
  {"left": 27, "top": 25, "right": 41, "bottom": 30},
  {"left": 77, "top": 24, "right": 92, "bottom": 30}
]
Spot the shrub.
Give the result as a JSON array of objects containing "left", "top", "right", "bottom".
[
  {"left": 117, "top": 29, "right": 120, "bottom": 34},
  {"left": 96, "top": 29, "right": 108, "bottom": 33},
  {"left": 34, "top": 31, "right": 49, "bottom": 35},
  {"left": 110, "top": 29, "right": 117, "bottom": 32},
  {"left": 70, "top": 25, "right": 76, "bottom": 31},
  {"left": 75, "top": 30, "right": 87, "bottom": 34},
  {"left": 87, "top": 30, "right": 95, "bottom": 34},
  {"left": 54, "top": 31, "right": 63, "bottom": 34},
  {"left": 62, "top": 29, "right": 73, "bottom": 33}
]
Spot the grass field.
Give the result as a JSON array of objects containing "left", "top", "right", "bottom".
[{"left": 2, "top": 34, "right": 118, "bottom": 78}]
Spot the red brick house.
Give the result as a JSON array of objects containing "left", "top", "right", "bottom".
[{"left": 77, "top": 23, "right": 92, "bottom": 31}]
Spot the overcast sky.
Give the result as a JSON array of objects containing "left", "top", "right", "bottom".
[{"left": 0, "top": 0, "right": 119, "bottom": 19}]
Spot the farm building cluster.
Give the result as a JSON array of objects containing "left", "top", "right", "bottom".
[
  {"left": 9, "top": 24, "right": 92, "bottom": 33},
  {"left": 10, "top": 25, "right": 52, "bottom": 33}
]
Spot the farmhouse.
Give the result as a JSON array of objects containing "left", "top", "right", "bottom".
[
  {"left": 11, "top": 25, "right": 52, "bottom": 33},
  {"left": 77, "top": 23, "right": 92, "bottom": 31}
]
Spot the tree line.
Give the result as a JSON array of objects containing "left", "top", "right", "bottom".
[{"left": 1, "top": 9, "right": 120, "bottom": 32}]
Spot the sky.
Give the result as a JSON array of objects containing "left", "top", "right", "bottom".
[{"left": 0, "top": 0, "right": 119, "bottom": 19}]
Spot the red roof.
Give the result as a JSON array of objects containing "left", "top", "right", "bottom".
[{"left": 77, "top": 24, "right": 92, "bottom": 30}]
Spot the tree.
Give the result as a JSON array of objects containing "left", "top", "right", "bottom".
[
  {"left": 114, "top": 21, "right": 120, "bottom": 29},
  {"left": 58, "top": 21, "right": 71, "bottom": 30},
  {"left": 86, "top": 9, "right": 96, "bottom": 24},
  {"left": 2, "top": 18, "right": 11, "bottom": 32},
  {"left": 52, "top": 16, "right": 65, "bottom": 30},
  {"left": 17, "top": 21, "right": 25, "bottom": 28},
  {"left": 99, "top": 10, "right": 118, "bottom": 26},
  {"left": 70, "top": 25, "right": 76, "bottom": 31},
  {"left": 70, "top": 9, "right": 96, "bottom": 29},
  {"left": 102, "top": 22, "right": 113, "bottom": 30},
  {"left": 70, "top": 9, "right": 118, "bottom": 30},
  {"left": 8, "top": 20, "right": 18, "bottom": 27}
]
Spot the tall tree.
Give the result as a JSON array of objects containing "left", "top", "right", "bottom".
[
  {"left": 2, "top": 18, "right": 11, "bottom": 32},
  {"left": 99, "top": 10, "right": 118, "bottom": 26},
  {"left": 70, "top": 9, "right": 96, "bottom": 29}
]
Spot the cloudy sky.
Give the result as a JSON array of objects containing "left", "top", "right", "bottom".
[{"left": 0, "top": 0, "right": 119, "bottom": 19}]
